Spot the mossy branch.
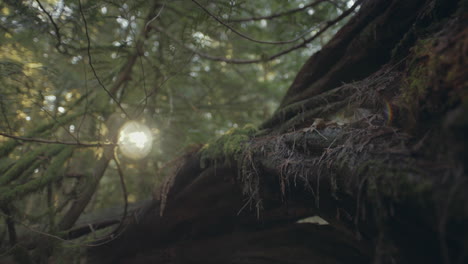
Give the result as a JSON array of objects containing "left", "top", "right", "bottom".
[
  {"left": 0, "top": 144, "right": 66, "bottom": 186},
  {"left": 0, "top": 146, "right": 74, "bottom": 206},
  {"left": 199, "top": 124, "right": 257, "bottom": 168}
]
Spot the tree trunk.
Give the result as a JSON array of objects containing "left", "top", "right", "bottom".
[{"left": 86, "top": 0, "right": 468, "bottom": 263}]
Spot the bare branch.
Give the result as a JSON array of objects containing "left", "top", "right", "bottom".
[
  {"left": 227, "top": 0, "right": 327, "bottom": 22},
  {"left": 0, "top": 96, "right": 13, "bottom": 134},
  {"left": 35, "top": 0, "right": 66, "bottom": 53},
  {"left": 78, "top": 0, "right": 131, "bottom": 120},
  {"left": 1, "top": 207, "right": 17, "bottom": 247},
  {"left": 144, "top": 2, "right": 166, "bottom": 32},
  {"left": 155, "top": 0, "right": 361, "bottom": 64},
  {"left": 192, "top": 0, "right": 319, "bottom": 45},
  {"left": 0, "top": 132, "right": 114, "bottom": 147}
]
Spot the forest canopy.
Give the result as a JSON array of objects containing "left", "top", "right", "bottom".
[
  {"left": 2, "top": 0, "right": 467, "bottom": 263},
  {"left": 0, "top": 0, "right": 356, "bottom": 262}
]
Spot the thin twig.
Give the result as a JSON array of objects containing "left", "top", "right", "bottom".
[
  {"left": 77, "top": 48, "right": 89, "bottom": 141},
  {"left": 112, "top": 152, "right": 129, "bottom": 235},
  {"left": 192, "top": 0, "right": 317, "bottom": 45},
  {"left": 228, "top": 0, "right": 327, "bottom": 22},
  {"left": 144, "top": 1, "right": 166, "bottom": 32},
  {"left": 35, "top": 0, "right": 65, "bottom": 52},
  {"left": 32, "top": 100, "right": 80, "bottom": 142},
  {"left": 0, "top": 174, "right": 131, "bottom": 248},
  {"left": 155, "top": 0, "right": 361, "bottom": 64},
  {"left": 78, "top": 0, "right": 130, "bottom": 119}
]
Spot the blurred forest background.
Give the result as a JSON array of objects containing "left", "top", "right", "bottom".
[{"left": 0, "top": 0, "right": 356, "bottom": 261}]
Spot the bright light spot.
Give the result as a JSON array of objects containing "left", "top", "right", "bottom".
[
  {"left": 71, "top": 55, "right": 82, "bottom": 64},
  {"left": 101, "top": 6, "right": 107, "bottom": 14},
  {"left": 69, "top": 124, "right": 75, "bottom": 133},
  {"left": 45, "top": 95, "right": 56, "bottom": 102},
  {"left": 192, "top": 31, "right": 218, "bottom": 48},
  {"left": 25, "top": 116, "right": 31, "bottom": 121},
  {"left": 297, "top": 215, "right": 329, "bottom": 225},
  {"left": 260, "top": 19, "right": 267, "bottom": 28},
  {"left": 116, "top": 17, "right": 129, "bottom": 28},
  {"left": 347, "top": 0, "right": 355, "bottom": 8},
  {"left": 118, "top": 121, "right": 153, "bottom": 160},
  {"left": 125, "top": 36, "right": 133, "bottom": 45},
  {"left": 204, "top": 112, "right": 212, "bottom": 119},
  {"left": 307, "top": 9, "right": 315, "bottom": 15},
  {"left": 58, "top": 106, "right": 65, "bottom": 113}
]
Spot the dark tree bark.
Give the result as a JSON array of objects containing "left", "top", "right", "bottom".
[{"left": 85, "top": 0, "right": 468, "bottom": 263}]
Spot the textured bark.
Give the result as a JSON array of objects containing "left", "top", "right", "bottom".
[{"left": 86, "top": 0, "right": 468, "bottom": 263}]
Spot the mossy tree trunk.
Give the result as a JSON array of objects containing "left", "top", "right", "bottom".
[{"left": 87, "top": 0, "right": 468, "bottom": 263}]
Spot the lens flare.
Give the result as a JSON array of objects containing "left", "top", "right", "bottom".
[
  {"left": 118, "top": 121, "right": 153, "bottom": 160},
  {"left": 383, "top": 101, "right": 394, "bottom": 126}
]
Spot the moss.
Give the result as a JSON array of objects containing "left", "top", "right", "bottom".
[
  {"left": 398, "top": 27, "right": 468, "bottom": 133},
  {"left": 200, "top": 124, "right": 257, "bottom": 168},
  {"left": 0, "top": 146, "right": 74, "bottom": 206},
  {"left": 0, "top": 144, "right": 66, "bottom": 186},
  {"left": 400, "top": 38, "right": 434, "bottom": 105}
]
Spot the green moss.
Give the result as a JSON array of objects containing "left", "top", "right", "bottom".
[
  {"left": 200, "top": 124, "right": 257, "bottom": 168},
  {"left": 0, "top": 146, "right": 74, "bottom": 205},
  {"left": 399, "top": 28, "right": 468, "bottom": 133},
  {"left": 401, "top": 39, "right": 434, "bottom": 104},
  {"left": 0, "top": 144, "right": 66, "bottom": 186}
]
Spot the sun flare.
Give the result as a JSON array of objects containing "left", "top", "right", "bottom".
[{"left": 118, "top": 121, "right": 153, "bottom": 160}]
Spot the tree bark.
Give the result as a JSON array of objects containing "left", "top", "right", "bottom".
[{"left": 86, "top": 0, "right": 468, "bottom": 263}]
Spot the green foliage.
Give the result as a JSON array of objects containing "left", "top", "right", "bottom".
[
  {"left": 0, "top": 112, "right": 82, "bottom": 158},
  {"left": 0, "top": 144, "right": 63, "bottom": 185},
  {"left": 200, "top": 124, "right": 257, "bottom": 167},
  {"left": 0, "top": 146, "right": 73, "bottom": 206},
  {"left": 0, "top": 0, "right": 352, "bottom": 258}
]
